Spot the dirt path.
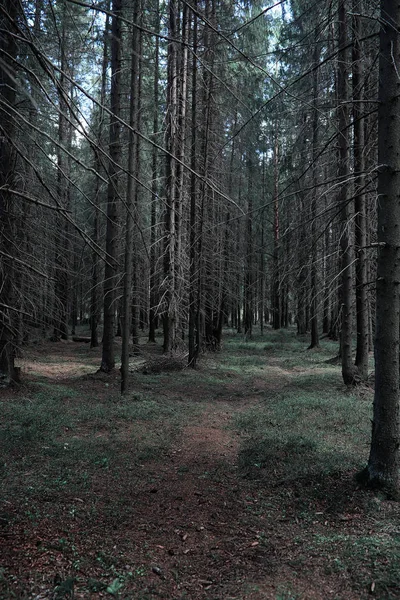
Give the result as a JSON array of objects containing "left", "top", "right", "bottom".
[
  {"left": 109, "top": 395, "right": 357, "bottom": 600},
  {"left": 132, "top": 401, "right": 252, "bottom": 598}
]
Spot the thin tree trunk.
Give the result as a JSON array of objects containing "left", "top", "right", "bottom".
[
  {"left": 163, "top": 0, "right": 179, "bottom": 353},
  {"left": 121, "top": 1, "right": 141, "bottom": 394},
  {"left": 337, "top": 0, "right": 356, "bottom": 385},
  {"left": 91, "top": 7, "right": 110, "bottom": 349},
  {"left": 352, "top": 0, "right": 369, "bottom": 380},
  {"left": 130, "top": 15, "right": 143, "bottom": 350},
  {"left": 272, "top": 131, "right": 280, "bottom": 330},
  {"left": 0, "top": 0, "right": 18, "bottom": 382},
  {"left": 322, "top": 214, "right": 331, "bottom": 334},
  {"left": 309, "top": 34, "right": 320, "bottom": 349},
  {"left": 100, "top": 0, "right": 122, "bottom": 373},
  {"left": 260, "top": 157, "right": 266, "bottom": 336},
  {"left": 175, "top": 2, "right": 189, "bottom": 344},
  {"left": 244, "top": 156, "right": 254, "bottom": 338},
  {"left": 53, "top": 7, "right": 70, "bottom": 342},
  {"left": 148, "top": 1, "right": 160, "bottom": 344},
  {"left": 188, "top": 9, "right": 198, "bottom": 366}
]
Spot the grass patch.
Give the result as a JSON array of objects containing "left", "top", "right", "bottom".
[
  {"left": 0, "top": 383, "right": 198, "bottom": 509},
  {"left": 311, "top": 531, "right": 400, "bottom": 598},
  {"left": 235, "top": 385, "right": 370, "bottom": 481},
  {"left": 223, "top": 329, "right": 343, "bottom": 373}
]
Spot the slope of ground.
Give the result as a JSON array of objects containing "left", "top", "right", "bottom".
[{"left": 1, "top": 329, "right": 399, "bottom": 599}]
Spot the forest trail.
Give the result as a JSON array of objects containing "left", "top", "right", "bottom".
[{"left": 1, "top": 333, "right": 399, "bottom": 599}]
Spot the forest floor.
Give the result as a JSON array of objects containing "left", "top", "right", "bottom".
[{"left": 1, "top": 328, "right": 400, "bottom": 600}]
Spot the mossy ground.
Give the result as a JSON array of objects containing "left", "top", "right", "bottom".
[{"left": 0, "top": 328, "right": 399, "bottom": 599}]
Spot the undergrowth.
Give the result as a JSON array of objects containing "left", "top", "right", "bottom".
[
  {"left": 1, "top": 328, "right": 399, "bottom": 600},
  {"left": 226, "top": 328, "right": 400, "bottom": 599},
  {"left": 0, "top": 381, "right": 197, "bottom": 508}
]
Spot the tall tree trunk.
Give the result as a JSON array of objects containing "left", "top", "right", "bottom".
[
  {"left": 121, "top": 1, "right": 141, "bottom": 394},
  {"left": 361, "top": 0, "right": 400, "bottom": 495},
  {"left": 188, "top": 9, "right": 198, "bottom": 366},
  {"left": 260, "top": 157, "right": 266, "bottom": 336},
  {"left": 296, "top": 120, "right": 308, "bottom": 337},
  {"left": 322, "top": 210, "right": 332, "bottom": 335},
  {"left": 352, "top": 0, "right": 369, "bottom": 380},
  {"left": 337, "top": 0, "right": 356, "bottom": 385},
  {"left": 201, "top": 0, "right": 219, "bottom": 352},
  {"left": 175, "top": 2, "right": 189, "bottom": 344},
  {"left": 148, "top": 1, "right": 160, "bottom": 344},
  {"left": 130, "top": 15, "right": 143, "bottom": 350},
  {"left": 244, "top": 156, "right": 254, "bottom": 338},
  {"left": 272, "top": 131, "right": 280, "bottom": 330},
  {"left": 163, "top": 0, "right": 179, "bottom": 354},
  {"left": 100, "top": 0, "right": 122, "bottom": 372},
  {"left": 309, "top": 34, "right": 320, "bottom": 349},
  {"left": 0, "top": 0, "right": 19, "bottom": 382},
  {"left": 53, "top": 7, "right": 70, "bottom": 341},
  {"left": 91, "top": 6, "right": 110, "bottom": 349}
]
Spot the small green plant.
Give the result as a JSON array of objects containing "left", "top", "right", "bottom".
[{"left": 106, "top": 578, "right": 124, "bottom": 596}]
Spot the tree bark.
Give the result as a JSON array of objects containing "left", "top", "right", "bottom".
[
  {"left": 352, "top": 0, "right": 369, "bottom": 380},
  {"left": 0, "top": 0, "right": 19, "bottom": 382},
  {"left": 362, "top": 0, "right": 400, "bottom": 495},
  {"left": 121, "top": 1, "right": 141, "bottom": 394},
  {"left": 309, "top": 34, "right": 320, "bottom": 349},
  {"left": 162, "top": 0, "right": 179, "bottom": 354},
  {"left": 100, "top": 0, "right": 122, "bottom": 372},
  {"left": 148, "top": 1, "right": 160, "bottom": 344},
  {"left": 53, "top": 6, "right": 70, "bottom": 342},
  {"left": 244, "top": 156, "right": 254, "bottom": 339},
  {"left": 188, "top": 9, "right": 198, "bottom": 366},
  {"left": 337, "top": 0, "right": 356, "bottom": 385},
  {"left": 91, "top": 6, "right": 110, "bottom": 349},
  {"left": 272, "top": 131, "right": 280, "bottom": 330}
]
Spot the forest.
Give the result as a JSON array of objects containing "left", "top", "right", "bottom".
[{"left": 1, "top": 0, "right": 400, "bottom": 597}]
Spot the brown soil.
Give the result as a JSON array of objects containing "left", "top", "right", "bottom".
[{"left": 0, "top": 339, "right": 393, "bottom": 599}]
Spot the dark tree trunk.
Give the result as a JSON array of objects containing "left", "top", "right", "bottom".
[
  {"left": 163, "top": 0, "right": 178, "bottom": 354},
  {"left": 130, "top": 13, "right": 143, "bottom": 351},
  {"left": 244, "top": 156, "right": 254, "bottom": 339},
  {"left": 272, "top": 132, "right": 280, "bottom": 330},
  {"left": 361, "top": 0, "right": 400, "bottom": 495},
  {"left": 53, "top": 8, "right": 70, "bottom": 342},
  {"left": 121, "top": 1, "right": 141, "bottom": 394},
  {"left": 309, "top": 34, "right": 320, "bottom": 349},
  {"left": 337, "top": 0, "right": 356, "bottom": 385},
  {"left": 91, "top": 6, "right": 110, "bottom": 349},
  {"left": 100, "top": 0, "right": 122, "bottom": 373},
  {"left": 322, "top": 218, "right": 332, "bottom": 335},
  {"left": 352, "top": 0, "right": 369, "bottom": 381},
  {"left": 0, "top": 0, "right": 19, "bottom": 383},
  {"left": 260, "top": 157, "right": 266, "bottom": 336},
  {"left": 188, "top": 9, "right": 198, "bottom": 367},
  {"left": 148, "top": 1, "right": 160, "bottom": 345}
]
